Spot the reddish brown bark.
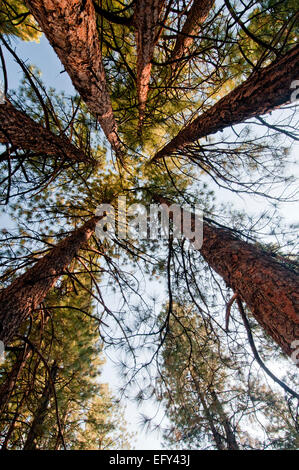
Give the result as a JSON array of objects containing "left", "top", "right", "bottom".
[
  {"left": 200, "top": 221, "right": 299, "bottom": 358},
  {"left": 133, "top": 0, "right": 166, "bottom": 129},
  {"left": 25, "top": 0, "right": 122, "bottom": 156},
  {"left": 0, "top": 216, "right": 101, "bottom": 346},
  {"left": 170, "top": 0, "right": 213, "bottom": 63},
  {"left": 0, "top": 101, "right": 89, "bottom": 162},
  {"left": 156, "top": 196, "right": 299, "bottom": 359},
  {"left": 152, "top": 45, "right": 299, "bottom": 161}
]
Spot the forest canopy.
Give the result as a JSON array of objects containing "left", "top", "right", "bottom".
[{"left": 0, "top": 0, "right": 298, "bottom": 450}]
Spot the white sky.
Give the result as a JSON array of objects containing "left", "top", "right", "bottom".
[
  {"left": 1, "top": 34, "right": 164, "bottom": 449},
  {"left": 0, "top": 33, "right": 298, "bottom": 450}
]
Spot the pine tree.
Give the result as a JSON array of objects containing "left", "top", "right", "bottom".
[
  {"left": 0, "top": 0, "right": 41, "bottom": 41},
  {"left": 0, "top": 216, "right": 101, "bottom": 345},
  {"left": 0, "top": 0, "right": 298, "bottom": 450},
  {"left": 0, "top": 277, "right": 134, "bottom": 449},
  {"left": 158, "top": 303, "right": 298, "bottom": 449}
]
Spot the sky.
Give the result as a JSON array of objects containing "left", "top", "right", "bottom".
[
  {"left": 0, "top": 34, "right": 165, "bottom": 450},
  {"left": 0, "top": 31, "right": 298, "bottom": 450}
]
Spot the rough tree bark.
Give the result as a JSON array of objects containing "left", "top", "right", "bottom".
[
  {"left": 0, "top": 216, "right": 101, "bottom": 346},
  {"left": 170, "top": 0, "right": 214, "bottom": 63},
  {"left": 156, "top": 196, "right": 299, "bottom": 359},
  {"left": 209, "top": 390, "right": 239, "bottom": 450},
  {"left": 25, "top": 0, "right": 122, "bottom": 156},
  {"left": 23, "top": 362, "right": 58, "bottom": 450},
  {"left": 200, "top": 221, "right": 299, "bottom": 359},
  {"left": 0, "top": 101, "right": 90, "bottom": 162},
  {"left": 152, "top": 44, "right": 299, "bottom": 161},
  {"left": 132, "top": 0, "right": 166, "bottom": 130}
]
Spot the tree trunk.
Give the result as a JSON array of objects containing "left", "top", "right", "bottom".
[
  {"left": 199, "top": 393, "right": 225, "bottom": 450},
  {"left": 200, "top": 221, "right": 299, "bottom": 358},
  {"left": 152, "top": 44, "right": 299, "bottom": 161},
  {"left": 0, "top": 373, "right": 37, "bottom": 451},
  {"left": 1, "top": 389, "right": 28, "bottom": 450},
  {"left": 0, "top": 101, "right": 89, "bottom": 162},
  {"left": 23, "top": 362, "right": 58, "bottom": 450},
  {"left": 0, "top": 345, "right": 31, "bottom": 415},
  {"left": 210, "top": 390, "right": 239, "bottom": 450},
  {"left": 156, "top": 196, "right": 299, "bottom": 358},
  {"left": 0, "top": 216, "right": 101, "bottom": 346},
  {"left": 53, "top": 406, "right": 68, "bottom": 450},
  {"left": 133, "top": 0, "right": 166, "bottom": 130},
  {"left": 190, "top": 365, "right": 239, "bottom": 449},
  {"left": 190, "top": 372, "right": 225, "bottom": 449},
  {"left": 25, "top": 0, "right": 122, "bottom": 156},
  {"left": 170, "top": 0, "right": 213, "bottom": 63}
]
